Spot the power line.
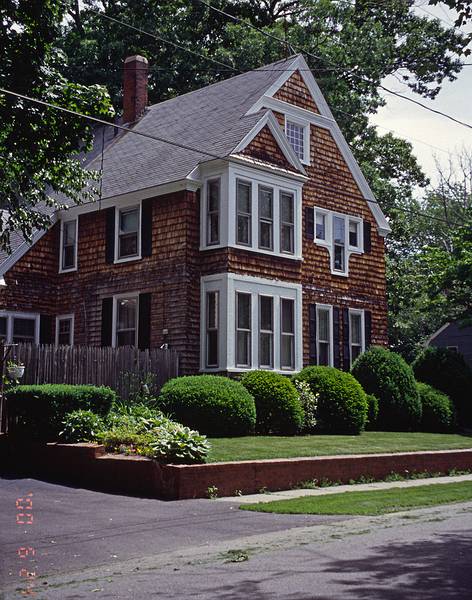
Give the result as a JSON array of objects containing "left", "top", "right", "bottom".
[{"left": 0, "top": 86, "right": 462, "bottom": 228}]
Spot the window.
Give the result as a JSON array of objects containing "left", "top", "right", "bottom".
[
  {"left": 236, "top": 293, "right": 251, "bottom": 367},
  {"left": 206, "top": 292, "right": 219, "bottom": 367},
  {"left": 333, "top": 216, "right": 345, "bottom": 272},
  {"left": 236, "top": 180, "right": 251, "bottom": 246},
  {"left": 286, "top": 121, "right": 305, "bottom": 161},
  {"left": 206, "top": 179, "right": 220, "bottom": 245},
  {"left": 115, "top": 297, "right": 138, "bottom": 346},
  {"left": 0, "top": 317, "right": 7, "bottom": 342},
  {"left": 349, "top": 220, "right": 359, "bottom": 248},
  {"left": 0, "top": 312, "right": 39, "bottom": 345},
  {"left": 317, "top": 306, "right": 332, "bottom": 366},
  {"left": 258, "top": 186, "right": 274, "bottom": 250},
  {"left": 280, "top": 298, "right": 295, "bottom": 369},
  {"left": 60, "top": 219, "right": 77, "bottom": 271},
  {"left": 349, "top": 310, "right": 363, "bottom": 363},
  {"left": 118, "top": 207, "right": 140, "bottom": 259},
  {"left": 56, "top": 315, "right": 74, "bottom": 346},
  {"left": 280, "top": 192, "right": 295, "bottom": 254},
  {"left": 259, "top": 296, "right": 274, "bottom": 368},
  {"left": 313, "top": 209, "right": 363, "bottom": 275},
  {"left": 316, "top": 212, "right": 326, "bottom": 241}
]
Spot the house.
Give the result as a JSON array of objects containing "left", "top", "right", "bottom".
[
  {"left": 0, "top": 54, "right": 390, "bottom": 375},
  {"left": 427, "top": 321, "right": 472, "bottom": 369}
]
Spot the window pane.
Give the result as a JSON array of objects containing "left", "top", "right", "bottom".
[
  {"left": 206, "top": 292, "right": 218, "bottom": 368},
  {"left": 116, "top": 298, "right": 137, "bottom": 347},
  {"left": 349, "top": 221, "right": 358, "bottom": 247},
  {"left": 64, "top": 221, "right": 76, "bottom": 245},
  {"left": 259, "top": 332, "right": 273, "bottom": 367},
  {"left": 281, "top": 224, "right": 294, "bottom": 253},
  {"left": 120, "top": 209, "right": 138, "bottom": 233},
  {"left": 237, "top": 293, "right": 251, "bottom": 329},
  {"left": 62, "top": 220, "right": 76, "bottom": 269},
  {"left": 58, "top": 318, "right": 72, "bottom": 345},
  {"left": 259, "top": 221, "right": 273, "bottom": 249},
  {"left": 318, "top": 309, "right": 330, "bottom": 342},
  {"left": 281, "top": 299, "right": 294, "bottom": 334},
  {"left": 237, "top": 181, "right": 251, "bottom": 214},
  {"left": 334, "top": 244, "right": 345, "bottom": 271},
  {"left": 286, "top": 121, "right": 305, "bottom": 160},
  {"left": 13, "top": 318, "right": 35, "bottom": 343},
  {"left": 280, "top": 193, "right": 294, "bottom": 224},
  {"left": 351, "top": 344, "right": 362, "bottom": 362},
  {"left": 259, "top": 187, "right": 273, "bottom": 219},
  {"left": 209, "top": 214, "right": 219, "bottom": 245},
  {"left": 63, "top": 245, "right": 75, "bottom": 269},
  {"left": 281, "top": 335, "right": 294, "bottom": 369},
  {"left": 117, "top": 331, "right": 136, "bottom": 346},
  {"left": 119, "top": 232, "right": 138, "bottom": 257},
  {"left": 207, "top": 292, "right": 218, "bottom": 329},
  {"left": 350, "top": 313, "right": 362, "bottom": 345},
  {"left": 207, "top": 180, "right": 220, "bottom": 245},
  {"left": 237, "top": 331, "right": 250, "bottom": 366},
  {"left": 208, "top": 180, "right": 220, "bottom": 212},
  {"left": 236, "top": 293, "right": 251, "bottom": 366},
  {"left": 260, "top": 296, "right": 273, "bottom": 332},
  {"left": 0, "top": 316, "right": 6, "bottom": 339},
  {"left": 319, "top": 342, "right": 330, "bottom": 366},
  {"left": 316, "top": 213, "right": 326, "bottom": 240},
  {"left": 280, "top": 193, "right": 294, "bottom": 254},
  {"left": 334, "top": 216, "right": 345, "bottom": 244},
  {"left": 237, "top": 215, "right": 250, "bottom": 245},
  {"left": 207, "top": 331, "right": 218, "bottom": 366}
]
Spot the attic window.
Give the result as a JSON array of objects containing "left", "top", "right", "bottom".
[{"left": 286, "top": 120, "right": 307, "bottom": 162}]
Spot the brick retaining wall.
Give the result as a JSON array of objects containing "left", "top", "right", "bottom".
[{"left": 2, "top": 440, "right": 472, "bottom": 500}]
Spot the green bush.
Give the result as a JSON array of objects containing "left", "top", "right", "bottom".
[
  {"left": 240, "top": 371, "right": 304, "bottom": 435},
  {"left": 156, "top": 375, "right": 256, "bottom": 436},
  {"left": 294, "top": 379, "right": 319, "bottom": 433},
  {"left": 417, "top": 382, "right": 456, "bottom": 433},
  {"left": 142, "top": 422, "right": 210, "bottom": 464},
  {"left": 413, "top": 346, "right": 472, "bottom": 426},
  {"left": 60, "top": 410, "right": 106, "bottom": 443},
  {"left": 351, "top": 347, "right": 421, "bottom": 431},
  {"left": 365, "top": 394, "right": 379, "bottom": 430},
  {"left": 106, "top": 402, "right": 170, "bottom": 432},
  {"left": 293, "top": 366, "right": 368, "bottom": 434},
  {"left": 6, "top": 384, "right": 116, "bottom": 440}
]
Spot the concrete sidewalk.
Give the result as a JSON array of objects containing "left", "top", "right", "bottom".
[{"left": 217, "top": 473, "right": 472, "bottom": 503}]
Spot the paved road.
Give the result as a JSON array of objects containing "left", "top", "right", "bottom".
[{"left": 1, "top": 476, "right": 472, "bottom": 599}]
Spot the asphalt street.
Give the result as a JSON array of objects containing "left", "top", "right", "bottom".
[{"left": 1, "top": 476, "right": 472, "bottom": 599}]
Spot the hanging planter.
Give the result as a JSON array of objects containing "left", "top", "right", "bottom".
[{"left": 7, "top": 362, "right": 25, "bottom": 380}]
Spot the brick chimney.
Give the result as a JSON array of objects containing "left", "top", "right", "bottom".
[{"left": 123, "top": 55, "right": 149, "bottom": 124}]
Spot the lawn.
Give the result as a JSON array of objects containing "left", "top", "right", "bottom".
[
  {"left": 208, "top": 431, "right": 472, "bottom": 463},
  {"left": 240, "top": 481, "right": 472, "bottom": 515}
]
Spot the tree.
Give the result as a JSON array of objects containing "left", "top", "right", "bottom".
[{"left": 0, "top": 0, "right": 114, "bottom": 253}]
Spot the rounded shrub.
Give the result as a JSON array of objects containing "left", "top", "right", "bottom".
[
  {"left": 412, "top": 346, "right": 472, "bottom": 426},
  {"left": 417, "top": 382, "right": 456, "bottom": 433},
  {"left": 293, "top": 366, "right": 368, "bottom": 434},
  {"left": 156, "top": 375, "right": 256, "bottom": 436},
  {"left": 365, "top": 394, "right": 379, "bottom": 430},
  {"left": 351, "top": 346, "right": 421, "bottom": 431},
  {"left": 240, "top": 371, "right": 304, "bottom": 435}
]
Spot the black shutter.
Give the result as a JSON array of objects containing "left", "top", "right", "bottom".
[
  {"left": 141, "top": 199, "right": 153, "bottom": 257},
  {"left": 101, "top": 297, "right": 113, "bottom": 346},
  {"left": 365, "top": 310, "right": 372, "bottom": 349},
  {"left": 309, "top": 304, "right": 317, "bottom": 365},
  {"left": 342, "top": 307, "right": 350, "bottom": 371},
  {"left": 333, "top": 307, "right": 341, "bottom": 369},
  {"left": 305, "top": 206, "right": 314, "bottom": 240},
  {"left": 39, "top": 315, "right": 53, "bottom": 345},
  {"left": 363, "top": 221, "right": 372, "bottom": 253},
  {"left": 105, "top": 207, "right": 115, "bottom": 264},
  {"left": 138, "top": 293, "right": 152, "bottom": 350}
]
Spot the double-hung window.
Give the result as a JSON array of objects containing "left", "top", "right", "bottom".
[
  {"left": 316, "top": 305, "right": 332, "bottom": 366},
  {"left": 333, "top": 216, "right": 346, "bottom": 273},
  {"left": 316, "top": 212, "right": 326, "bottom": 241},
  {"left": 259, "top": 296, "right": 274, "bottom": 368},
  {"left": 280, "top": 298, "right": 295, "bottom": 369},
  {"left": 118, "top": 207, "right": 140, "bottom": 259},
  {"left": 286, "top": 121, "right": 305, "bottom": 162},
  {"left": 56, "top": 315, "right": 74, "bottom": 346},
  {"left": 115, "top": 296, "right": 138, "bottom": 346},
  {"left": 60, "top": 219, "right": 77, "bottom": 271},
  {"left": 236, "top": 180, "right": 251, "bottom": 246},
  {"left": 236, "top": 293, "right": 251, "bottom": 367},
  {"left": 349, "top": 310, "right": 364, "bottom": 363},
  {"left": 280, "top": 192, "right": 295, "bottom": 254},
  {"left": 206, "top": 291, "right": 219, "bottom": 368},
  {"left": 206, "top": 179, "right": 220, "bottom": 246},
  {"left": 258, "top": 186, "right": 274, "bottom": 250}
]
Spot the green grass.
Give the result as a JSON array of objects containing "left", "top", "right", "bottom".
[
  {"left": 208, "top": 431, "right": 472, "bottom": 463},
  {"left": 241, "top": 481, "right": 472, "bottom": 515}
]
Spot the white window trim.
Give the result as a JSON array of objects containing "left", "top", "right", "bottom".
[
  {"left": 313, "top": 207, "right": 364, "bottom": 276},
  {"left": 349, "top": 308, "right": 365, "bottom": 365},
  {"left": 200, "top": 273, "right": 302, "bottom": 373},
  {"left": 200, "top": 171, "right": 227, "bottom": 251},
  {"left": 111, "top": 293, "right": 139, "bottom": 348},
  {"left": 114, "top": 204, "right": 142, "bottom": 264},
  {"left": 316, "top": 304, "right": 334, "bottom": 367},
  {"left": 58, "top": 218, "right": 78, "bottom": 274},
  {"left": 55, "top": 314, "right": 75, "bottom": 347},
  {"left": 284, "top": 115, "right": 311, "bottom": 166},
  {"left": 0, "top": 311, "right": 40, "bottom": 345}
]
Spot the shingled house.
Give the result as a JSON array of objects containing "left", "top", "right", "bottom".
[{"left": 0, "top": 54, "right": 390, "bottom": 375}]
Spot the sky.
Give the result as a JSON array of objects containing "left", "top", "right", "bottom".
[{"left": 370, "top": 3, "right": 472, "bottom": 189}]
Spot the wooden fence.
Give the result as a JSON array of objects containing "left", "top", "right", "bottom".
[{"left": 6, "top": 343, "right": 179, "bottom": 399}]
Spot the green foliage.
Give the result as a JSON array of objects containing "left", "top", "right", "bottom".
[
  {"left": 365, "top": 394, "right": 379, "bottom": 430},
  {"left": 60, "top": 410, "right": 105, "bottom": 443},
  {"left": 351, "top": 347, "right": 422, "bottom": 431},
  {"left": 416, "top": 382, "right": 456, "bottom": 433},
  {"left": 141, "top": 422, "right": 210, "bottom": 464},
  {"left": 413, "top": 346, "right": 472, "bottom": 425},
  {"left": 6, "top": 384, "right": 116, "bottom": 440},
  {"left": 98, "top": 428, "right": 153, "bottom": 456},
  {"left": 293, "top": 366, "right": 367, "bottom": 434},
  {"left": 240, "top": 371, "right": 304, "bottom": 435},
  {"left": 105, "top": 402, "right": 169, "bottom": 432},
  {"left": 157, "top": 375, "right": 256, "bottom": 436},
  {"left": 294, "top": 379, "right": 318, "bottom": 433}
]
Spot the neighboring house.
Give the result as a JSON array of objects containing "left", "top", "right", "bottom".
[
  {"left": 0, "top": 53, "right": 390, "bottom": 375},
  {"left": 427, "top": 321, "right": 472, "bottom": 369}
]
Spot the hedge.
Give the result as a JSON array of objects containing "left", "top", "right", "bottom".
[
  {"left": 240, "top": 370, "right": 304, "bottom": 435},
  {"left": 293, "top": 366, "right": 367, "bottom": 434},
  {"left": 6, "top": 384, "right": 116, "bottom": 441},
  {"left": 417, "top": 382, "right": 456, "bottom": 433},
  {"left": 156, "top": 375, "right": 256, "bottom": 436},
  {"left": 351, "top": 347, "right": 421, "bottom": 431}
]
